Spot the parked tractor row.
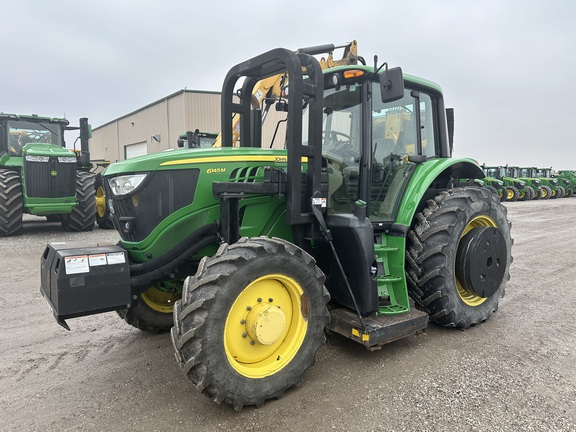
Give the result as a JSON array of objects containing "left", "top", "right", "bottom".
[{"left": 481, "top": 165, "right": 574, "bottom": 202}]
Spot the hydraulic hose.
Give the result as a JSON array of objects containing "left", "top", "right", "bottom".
[
  {"left": 129, "top": 223, "right": 217, "bottom": 276},
  {"left": 130, "top": 234, "right": 218, "bottom": 291}
]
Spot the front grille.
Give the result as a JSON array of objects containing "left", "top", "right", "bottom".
[
  {"left": 24, "top": 158, "right": 77, "bottom": 198},
  {"left": 109, "top": 169, "right": 200, "bottom": 242}
]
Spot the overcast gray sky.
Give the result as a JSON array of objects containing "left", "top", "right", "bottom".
[{"left": 2, "top": 0, "right": 575, "bottom": 169}]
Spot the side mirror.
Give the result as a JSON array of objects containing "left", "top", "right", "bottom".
[{"left": 379, "top": 67, "right": 404, "bottom": 103}]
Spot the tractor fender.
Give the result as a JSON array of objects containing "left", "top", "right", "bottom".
[{"left": 394, "top": 158, "right": 484, "bottom": 228}]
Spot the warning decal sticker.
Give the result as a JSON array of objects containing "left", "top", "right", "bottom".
[
  {"left": 106, "top": 252, "right": 126, "bottom": 265},
  {"left": 89, "top": 254, "right": 108, "bottom": 266},
  {"left": 64, "top": 255, "right": 89, "bottom": 275}
]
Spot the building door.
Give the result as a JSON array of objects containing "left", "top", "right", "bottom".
[{"left": 124, "top": 142, "right": 147, "bottom": 160}]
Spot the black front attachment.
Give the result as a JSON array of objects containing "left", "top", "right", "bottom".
[{"left": 40, "top": 242, "right": 132, "bottom": 330}]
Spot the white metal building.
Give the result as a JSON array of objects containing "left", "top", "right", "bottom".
[
  {"left": 90, "top": 89, "right": 221, "bottom": 163},
  {"left": 90, "top": 89, "right": 288, "bottom": 164}
]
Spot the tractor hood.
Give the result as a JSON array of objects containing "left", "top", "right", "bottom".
[
  {"left": 103, "top": 147, "right": 291, "bottom": 176},
  {"left": 23, "top": 143, "right": 76, "bottom": 158}
]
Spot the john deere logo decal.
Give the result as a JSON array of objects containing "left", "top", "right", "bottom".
[{"left": 51, "top": 171, "right": 57, "bottom": 176}]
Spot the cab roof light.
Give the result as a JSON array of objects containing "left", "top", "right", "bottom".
[{"left": 343, "top": 69, "right": 365, "bottom": 79}]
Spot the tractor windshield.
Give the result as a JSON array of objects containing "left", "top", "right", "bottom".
[
  {"left": 316, "top": 77, "right": 439, "bottom": 221},
  {"left": 484, "top": 167, "right": 504, "bottom": 178},
  {"left": 8, "top": 120, "right": 64, "bottom": 156}
]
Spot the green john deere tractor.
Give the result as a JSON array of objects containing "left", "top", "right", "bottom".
[
  {"left": 535, "top": 167, "right": 564, "bottom": 199},
  {"left": 0, "top": 114, "right": 96, "bottom": 236},
  {"left": 40, "top": 43, "right": 513, "bottom": 410},
  {"left": 483, "top": 165, "right": 535, "bottom": 201},
  {"left": 516, "top": 167, "right": 549, "bottom": 199},
  {"left": 478, "top": 168, "right": 508, "bottom": 201},
  {"left": 556, "top": 170, "right": 575, "bottom": 197}
]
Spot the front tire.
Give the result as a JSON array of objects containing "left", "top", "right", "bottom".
[
  {"left": 505, "top": 186, "right": 519, "bottom": 202},
  {"left": 171, "top": 237, "right": 330, "bottom": 410},
  {"left": 0, "top": 169, "right": 23, "bottom": 237},
  {"left": 523, "top": 186, "right": 535, "bottom": 201},
  {"left": 540, "top": 185, "right": 552, "bottom": 200},
  {"left": 117, "top": 284, "right": 179, "bottom": 332},
  {"left": 406, "top": 187, "right": 512, "bottom": 329},
  {"left": 61, "top": 172, "right": 96, "bottom": 232}
]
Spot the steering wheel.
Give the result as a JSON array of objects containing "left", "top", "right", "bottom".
[{"left": 323, "top": 131, "right": 351, "bottom": 146}]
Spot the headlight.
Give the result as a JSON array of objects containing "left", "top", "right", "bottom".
[
  {"left": 57, "top": 157, "right": 77, "bottom": 163},
  {"left": 108, "top": 174, "right": 148, "bottom": 196},
  {"left": 25, "top": 155, "right": 49, "bottom": 162},
  {"left": 534, "top": 180, "right": 540, "bottom": 185}
]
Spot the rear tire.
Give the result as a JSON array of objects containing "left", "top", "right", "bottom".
[
  {"left": 171, "top": 237, "right": 330, "bottom": 410},
  {"left": 406, "top": 187, "right": 512, "bottom": 328},
  {"left": 0, "top": 169, "right": 23, "bottom": 237},
  {"left": 62, "top": 172, "right": 96, "bottom": 232},
  {"left": 523, "top": 186, "right": 535, "bottom": 201}
]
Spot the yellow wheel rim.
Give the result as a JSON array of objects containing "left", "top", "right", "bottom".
[
  {"left": 457, "top": 215, "right": 498, "bottom": 306},
  {"left": 96, "top": 186, "right": 107, "bottom": 218},
  {"left": 541, "top": 188, "right": 547, "bottom": 198},
  {"left": 224, "top": 274, "right": 308, "bottom": 378},
  {"left": 141, "top": 286, "right": 178, "bottom": 314},
  {"left": 506, "top": 189, "right": 514, "bottom": 200}
]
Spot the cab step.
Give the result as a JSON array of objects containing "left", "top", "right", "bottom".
[{"left": 326, "top": 304, "right": 428, "bottom": 351}]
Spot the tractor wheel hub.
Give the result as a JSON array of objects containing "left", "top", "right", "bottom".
[
  {"left": 246, "top": 303, "right": 286, "bottom": 345},
  {"left": 456, "top": 226, "right": 507, "bottom": 298}
]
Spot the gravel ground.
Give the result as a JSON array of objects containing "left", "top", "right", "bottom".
[{"left": 1, "top": 199, "right": 575, "bottom": 432}]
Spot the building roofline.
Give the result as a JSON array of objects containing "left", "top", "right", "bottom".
[{"left": 93, "top": 89, "right": 221, "bottom": 131}]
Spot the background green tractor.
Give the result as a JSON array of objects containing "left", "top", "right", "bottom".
[
  {"left": 483, "top": 165, "right": 535, "bottom": 201},
  {"left": 535, "top": 167, "right": 564, "bottom": 199},
  {"left": 177, "top": 129, "right": 218, "bottom": 149},
  {"left": 40, "top": 43, "right": 512, "bottom": 410},
  {"left": 516, "top": 167, "right": 548, "bottom": 199},
  {"left": 556, "top": 170, "right": 575, "bottom": 197},
  {"left": 0, "top": 114, "right": 96, "bottom": 236},
  {"left": 479, "top": 169, "right": 509, "bottom": 201}
]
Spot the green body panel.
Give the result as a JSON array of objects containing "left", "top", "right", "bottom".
[
  {"left": 23, "top": 198, "right": 76, "bottom": 215},
  {"left": 395, "top": 157, "right": 483, "bottom": 226},
  {"left": 482, "top": 177, "right": 504, "bottom": 189},
  {"left": 24, "top": 143, "right": 75, "bottom": 157},
  {"left": 517, "top": 178, "right": 541, "bottom": 191},
  {"left": 106, "top": 147, "right": 296, "bottom": 261}
]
